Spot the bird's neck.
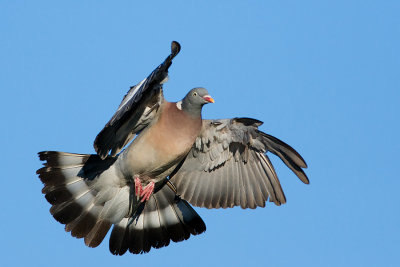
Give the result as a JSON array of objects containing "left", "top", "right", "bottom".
[{"left": 180, "top": 99, "right": 203, "bottom": 118}]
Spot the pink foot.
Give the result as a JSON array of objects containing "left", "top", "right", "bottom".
[
  {"left": 134, "top": 176, "right": 143, "bottom": 201},
  {"left": 140, "top": 182, "right": 155, "bottom": 202}
]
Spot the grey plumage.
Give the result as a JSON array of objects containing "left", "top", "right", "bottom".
[
  {"left": 169, "top": 118, "right": 308, "bottom": 208},
  {"left": 37, "top": 41, "right": 308, "bottom": 255},
  {"left": 109, "top": 185, "right": 205, "bottom": 255},
  {"left": 37, "top": 151, "right": 205, "bottom": 254},
  {"left": 180, "top": 87, "right": 213, "bottom": 117}
]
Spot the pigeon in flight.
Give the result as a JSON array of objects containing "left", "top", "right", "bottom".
[{"left": 37, "top": 41, "right": 308, "bottom": 255}]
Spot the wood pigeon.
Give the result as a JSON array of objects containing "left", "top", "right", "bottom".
[{"left": 37, "top": 41, "right": 308, "bottom": 255}]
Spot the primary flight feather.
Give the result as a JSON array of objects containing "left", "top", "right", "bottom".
[{"left": 37, "top": 41, "right": 308, "bottom": 255}]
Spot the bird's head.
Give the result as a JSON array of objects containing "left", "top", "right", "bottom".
[
  {"left": 181, "top": 87, "right": 214, "bottom": 117},
  {"left": 186, "top": 87, "right": 214, "bottom": 105}
]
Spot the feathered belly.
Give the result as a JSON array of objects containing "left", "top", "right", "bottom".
[
  {"left": 121, "top": 123, "right": 198, "bottom": 179},
  {"left": 119, "top": 101, "right": 202, "bottom": 180}
]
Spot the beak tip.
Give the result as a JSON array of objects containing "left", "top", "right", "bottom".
[{"left": 203, "top": 95, "right": 215, "bottom": 103}]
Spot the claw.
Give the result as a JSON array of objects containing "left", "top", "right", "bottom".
[
  {"left": 134, "top": 176, "right": 142, "bottom": 201},
  {"left": 140, "top": 182, "right": 155, "bottom": 202},
  {"left": 134, "top": 176, "right": 154, "bottom": 202}
]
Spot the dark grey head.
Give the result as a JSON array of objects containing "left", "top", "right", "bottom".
[{"left": 180, "top": 87, "right": 214, "bottom": 117}]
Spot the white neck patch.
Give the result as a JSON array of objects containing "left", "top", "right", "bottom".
[{"left": 176, "top": 101, "right": 182, "bottom": 110}]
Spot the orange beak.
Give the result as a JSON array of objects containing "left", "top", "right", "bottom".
[{"left": 203, "top": 95, "right": 215, "bottom": 103}]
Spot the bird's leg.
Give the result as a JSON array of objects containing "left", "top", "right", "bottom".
[
  {"left": 134, "top": 176, "right": 143, "bottom": 201},
  {"left": 140, "top": 182, "right": 155, "bottom": 202}
]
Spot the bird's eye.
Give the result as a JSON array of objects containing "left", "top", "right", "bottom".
[{"left": 193, "top": 92, "right": 198, "bottom": 96}]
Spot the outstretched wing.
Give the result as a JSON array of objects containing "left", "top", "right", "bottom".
[
  {"left": 94, "top": 41, "right": 181, "bottom": 159},
  {"left": 169, "top": 118, "right": 308, "bottom": 209}
]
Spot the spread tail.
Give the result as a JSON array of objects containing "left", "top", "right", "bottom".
[{"left": 37, "top": 151, "right": 206, "bottom": 254}]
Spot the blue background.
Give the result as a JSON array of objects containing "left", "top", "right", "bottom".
[{"left": 1, "top": 1, "right": 399, "bottom": 266}]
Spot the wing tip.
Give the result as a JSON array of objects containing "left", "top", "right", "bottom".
[
  {"left": 171, "top": 41, "right": 181, "bottom": 57},
  {"left": 300, "top": 172, "right": 310, "bottom": 184}
]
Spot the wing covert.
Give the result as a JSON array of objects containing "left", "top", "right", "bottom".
[{"left": 169, "top": 117, "right": 308, "bottom": 209}]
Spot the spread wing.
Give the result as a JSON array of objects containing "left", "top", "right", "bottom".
[
  {"left": 94, "top": 41, "right": 181, "bottom": 159},
  {"left": 169, "top": 118, "right": 308, "bottom": 209}
]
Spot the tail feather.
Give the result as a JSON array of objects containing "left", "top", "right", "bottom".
[
  {"left": 128, "top": 211, "right": 145, "bottom": 254},
  {"left": 50, "top": 201, "right": 84, "bottom": 224},
  {"left": 109, "top": 185, "right": 206, "bottom": 255},
  {"left": 37, "top": 151, "right": 120, "bottom": 248},
  {"left": 38, "top": 151, "right": 89, "bottom": 167},
  {"left": 37, "top": 150, "right": 206, "bottom": 255},
  {"left": 99, "top": 187, "right": 130, "bottom": 224},
  {"left": 85, "top": 219, "right": 112, "bottom": 248},
  {"left": 44, "top": 181, "right": 92, "bottom": 205},
  {"left": 109, "top": 218, "right": 130, "bottom": 255},
  {"left": 39, "top": 167, "right": 82, "bottom": 188},
  {"left": 66, "top": 206, "right": 98, "bottom": 238},
  {"left": 155, "top": 188, "right": 188, "bottom": 243},
  {"left": 175, "top": 199, "right": 207, "bottom": 235},
  {"left": 143, "top": 196, "right": 167, "bottom": 249}
]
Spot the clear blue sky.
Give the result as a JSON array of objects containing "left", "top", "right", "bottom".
[{"left": 1, "top": 1, "right": 399, "bottom": 266}]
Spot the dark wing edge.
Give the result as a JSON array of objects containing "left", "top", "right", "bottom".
[
  {"left": 169, "top": 117, "right": 308, "bottom": 209},
  {"left": 94, "top": 41, "right": 181, "bottom": 159},
  {"left": 257, "top": 131, "right": 309, "bottom": 184}
]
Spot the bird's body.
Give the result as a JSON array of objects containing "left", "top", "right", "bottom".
[
  {"left": 118, "top": 101, "right": 202, "bottom": 185},
  {"left": 37, "top": 41, "right": 308, "bottom": 255}
]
